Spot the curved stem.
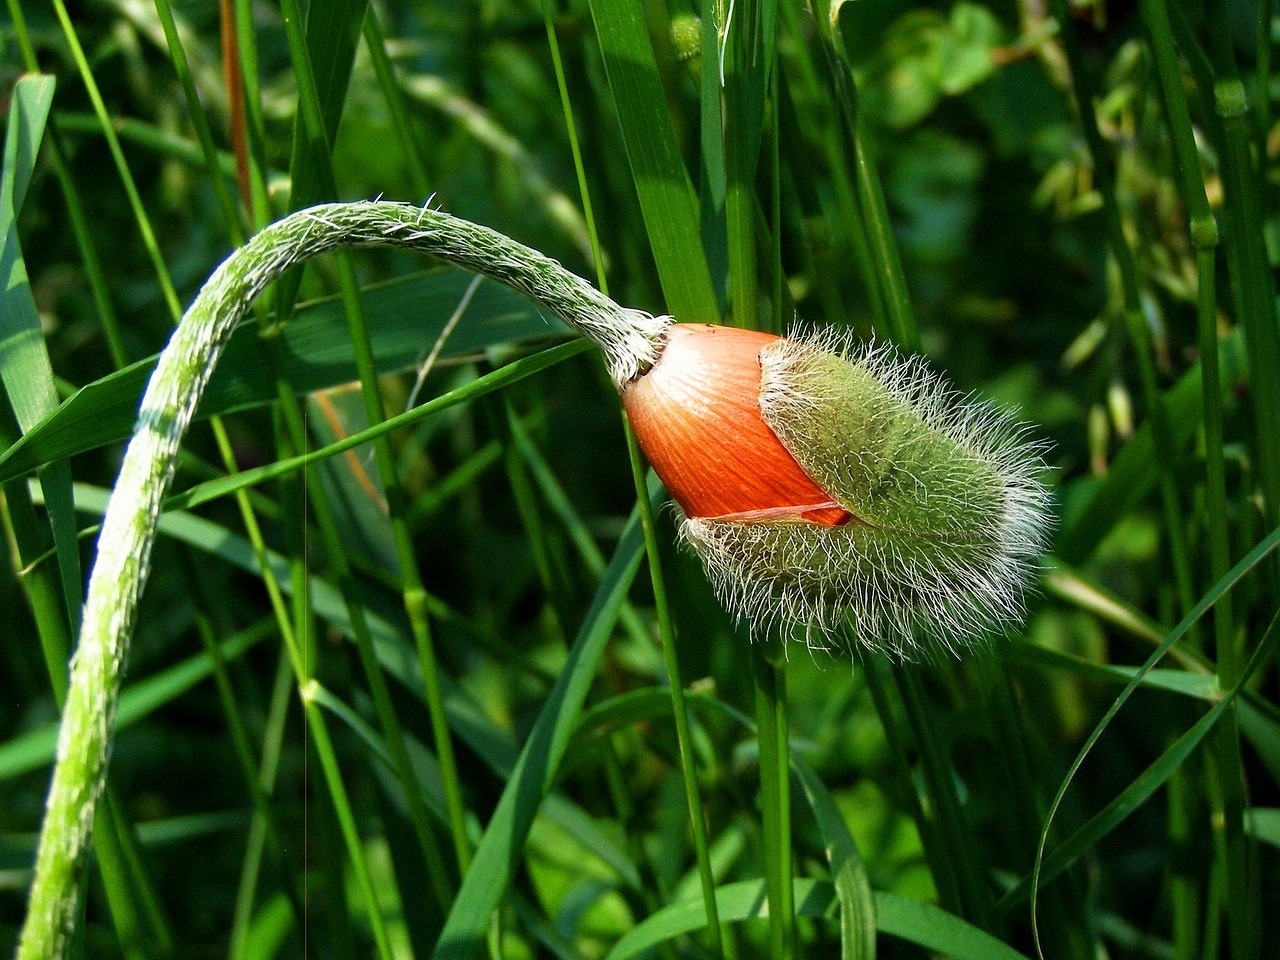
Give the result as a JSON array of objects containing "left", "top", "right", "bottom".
[{"left": 17, "top": 200, "right": 668, "bottom": 960}]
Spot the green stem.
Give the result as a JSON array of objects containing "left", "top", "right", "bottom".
[
  {"left": 300, "top": 690, "right": 396, "bottom": 960},
  {"left": 272, "top": 377, "right": 459, "bottom": 907},
  {"left": 1140, "top": 6, "right": 1240, "bottom": 951},
  {"left": 1049, "top": 0, "right": 1197, "bottom": 618},
  {"left": 625, "top": 425, "right": 729, "bottom": 958},
  {"left": 1199, "top": 7, "right": 1266, "bottom": 955},
  {"left": 15, "top": 200, "right": 667, "bottom": 960},
  {"left": 1202, "top": 1, "right": 1280, "bottom": 535},
  {"left": 151, "top": 0, "right": 246, "bottom": 244},
  {"left": 751, "top": 643, "right": 795, "bottom": 960}
]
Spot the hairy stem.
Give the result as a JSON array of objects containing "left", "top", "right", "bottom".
[{"left": 17, "top": 200, "right": 668, "bottom": 960}]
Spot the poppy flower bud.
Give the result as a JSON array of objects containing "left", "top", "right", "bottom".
[{"left": 621, "top": 323, "right": 1051, "bottom": 659}]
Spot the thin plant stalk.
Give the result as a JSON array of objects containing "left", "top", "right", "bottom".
[
  {"left": 277, "top": 0, "right": 477, "bottom": 881},
  {"left": 1201, "top": 1, "right": 1280, "bottom": 532},
  {"left": 1192, "top": 5, "right": 1266, "bottom": 954},
  {"left": 300, "top": 687, "right": 397, "bottom": 960},
  {"left": 1048, "top": 0, "right": 1197, "bottom": 619},
  {"left": 1139, "top": 4, "right": 1240, "bottom": 952},
  {"left": 229, "top": 649, "right": 295, "bottom": 960},
  {"left": 539, "top": 0, "right": 726, "bottom": 947},
  {"left": 272, "top": 377, "right": 458, "bottom": 907},
  {"left": 751, "top": 643, "right": 795, "bottom": 960},
  {"left": 261, "top": 393, "right": 396, "bottom": 956},
  {"left": 538, "top": 0, "right": 609, "bottom": 288},
  {"left": 14, "top": 200, "right": 667, "bottom": 960},
  {"left": 151, "top": 0, "right": 246, "bottom": 244},
  {"left": 625, "top": 424, "right": 730, "bottom": 959}
]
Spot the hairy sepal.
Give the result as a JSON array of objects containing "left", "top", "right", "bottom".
[{"left": 685, "top": 333, "right": 1051, "bottom": 660}]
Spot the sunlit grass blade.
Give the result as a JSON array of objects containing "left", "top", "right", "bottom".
[
  {"left": 429, "top": 500, "right": 649, "bottom": 959},
  {"left": 1006, "top": 617, "right": 1278, "bottom": 908},
  {"left": 585, "top": 0, "right": 718, "bottom": 321},
  {"left": 1031, "top": 525, "right": 1280, "bottom": 951},
  {"left": 0, "top": 618, "right": 271, "bottom": 782},
  {"left": 1, "top": 74, "right": 82, "bottom": 635},
  {"left": 603, "top": 879, "right": 1032, "bottom": 960},
  {"left": 1005, "top": 644, "right": 1218, "bottom": 700},
  {"left": 0, "top": 272, "right": 556, "bottom": 482}
]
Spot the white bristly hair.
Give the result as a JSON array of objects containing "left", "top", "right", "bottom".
[{"left": 681, "top": 328, "right": 1052, "bottom": 661}]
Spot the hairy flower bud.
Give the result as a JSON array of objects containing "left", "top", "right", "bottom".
[{"left": 621, "top": 323, "right": 1051, "bottom": 659}]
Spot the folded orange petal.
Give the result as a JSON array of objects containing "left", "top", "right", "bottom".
[{"left": 622, "top": 323, "right": 851, "bottom": 525}]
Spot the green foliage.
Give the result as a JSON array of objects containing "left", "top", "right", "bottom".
[{"left": 2, "top": 0, "right": 1278, "bottom": 958}]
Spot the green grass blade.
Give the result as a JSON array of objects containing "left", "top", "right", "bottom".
[
  {"left": 1244, "top": 809, "right": 1280, "bottom": 849},
  {"left": 1, "top": 73, "right": 83, "bottom": 636},
  {"left": 603, "top": 879, "right": 1031, "bottom": 960},
  {"left": 585, "top": 0, "right": 718, "bottom": 321},
  {"left": 1005, "top": 643, "right": 1219, "bottom": 700},
  {"left": 1009, "top": 604, "right": 1280, "bottom": 910},
  {"left": 0, "top": 271, "right": 559, "bottom": 482},
  {"left": 873, "top": 892, "right": 1031, "bottom": 960},
  {"left": 1203, "top": 0, "right": 1280, "bottom": 534},
  {"left": 1031, "top": 526, "right": 1280, "bottom": 949},
  {"left": 0, "top": 620, "right": 271, "bottom": 782},
  {"left": 792, "top": 762, "right": 876, "bottom": 960},
  {"left": 429, "top": 501, "right": 649, "bottom": 959},
  {"left": 2, "top": 74, "right": 54, "bottom": 214}
]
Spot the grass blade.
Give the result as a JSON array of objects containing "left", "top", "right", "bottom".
[
  {"left": 1, "top": 75, "right": 84, "bottom": 637},
  {"left": 603, "top": 879, "right": 1031, "bottom": 960},
  {"left": 429, "top": 497, "right": 649, "bottom": 959},
  {"left": 585, "top": 0, "right": 718, "bottom": 321},
  {"left": 0, "top": 271, "right": 558, "bottom": 482}
]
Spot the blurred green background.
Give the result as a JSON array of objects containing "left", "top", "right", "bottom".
[{"left": 1, "top": 0, "right": 1277, "bottom": 957}]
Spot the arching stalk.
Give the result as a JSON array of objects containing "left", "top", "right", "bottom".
[{"left": 17, "top": 200, "right": 668, "bottom": 960}]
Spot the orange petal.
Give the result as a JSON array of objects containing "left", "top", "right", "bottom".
[{"left": 622, "top": 324, "right": 850, "bottom": 525}]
